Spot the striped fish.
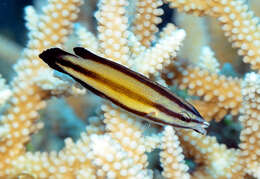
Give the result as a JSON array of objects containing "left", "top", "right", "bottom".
[{"left": 39, "top": 47, "right": 209, "bottom": 134}]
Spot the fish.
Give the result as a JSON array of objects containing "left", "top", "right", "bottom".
[{"left": 39, "top": 47, "right": 209, "bottom": 134}]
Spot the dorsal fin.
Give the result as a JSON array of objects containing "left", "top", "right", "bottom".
[{"left": 73, "top": 47, "right": 101, "bottom": 60}]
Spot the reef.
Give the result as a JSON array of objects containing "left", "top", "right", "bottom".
[{"left": 0, "top": 0, "right": 259, "bottom": 178}]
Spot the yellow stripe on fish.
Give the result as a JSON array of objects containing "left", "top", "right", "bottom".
[{"left": 39, "top": 47, "right": 209, "bottom": 134}]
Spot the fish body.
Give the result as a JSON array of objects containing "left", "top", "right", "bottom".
[{"left": 39, "top": 47, "right": 209, "bottom": 134}]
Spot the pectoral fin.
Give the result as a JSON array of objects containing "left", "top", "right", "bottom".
[{"left": 146, "top": 111, "right": 157, "bottom": 118}]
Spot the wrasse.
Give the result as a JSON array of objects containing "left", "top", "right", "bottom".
[{"left": 39, "top": 47, "right": 209, "bottom": 134}]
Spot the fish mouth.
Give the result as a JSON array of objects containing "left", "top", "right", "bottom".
[
  {"left": 202, "top": 120, "right": 210, "bottom": 127},
  {"left": 193, "top": 118, "right": 210, "bottom": 135},
  {"left": 195, "top": 117, "right": 210, "bottom": 127}
]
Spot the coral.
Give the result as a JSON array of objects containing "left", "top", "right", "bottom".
[
  {"left": 165, "top": 0, "right": 260, "bottom": 71},
  {"left": 95, "top": 0, "right": 130, "bottom": 66},
  {"left": 177, "top": 129, "right": 243, "bottom": 178},
  {"left": 0, "top": 0, "right": 83, "bottom": 177},
  {"left": 132, "top": 0, "right": 163, "bottom": 47},
  {"left": 196, "top": 46, "right": 221, "bottom": 73},
  {"left": 175, "top": 64, "right": 242, "bottom": 121},
  {"left": 0, "top": 0, "right": 260, "bottom": 178},
  {"left": 134, "top": 27, "right": 186, "bottom": 76},
  {"left": 160, "top": 126, "right": 190, "bottom": 179},
  {"left": 239, "top": 73, "right": 260, "bottom": 178}
]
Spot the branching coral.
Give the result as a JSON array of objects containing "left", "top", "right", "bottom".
[
  {"left": 0, "top": 0, "right": 83, "bottom": 177},
  {"left": 160, "top": 126, "right": 190, "bottom": 179},
  {"left": 0, "top": 0, "right": 260, "bottom": 178},
  {"left": 132, "top": 0, "right": 163, "bottom": 47},
  {"left": 239, "top": 73, "right": 260, "bottom": 178},
  {"left": 165, "top": 0, "right": 260, "bottom": 71},
  {"left": 175, "top": 64, "right": 242, "bottom": 121}
]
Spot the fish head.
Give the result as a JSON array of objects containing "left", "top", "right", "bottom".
[{"left": 179, "top": 109, "right": 209, "bottom": 135}]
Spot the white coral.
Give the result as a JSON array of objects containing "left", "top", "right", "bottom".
[
  {"left": 33, "top": 68, "right": 86, "bottom": 96},
  {"left": 197, "top": 46, "right": 220, "bottom": 73},
  {"left": 135, "top": 28, "right": 186, "bottom": 76}
]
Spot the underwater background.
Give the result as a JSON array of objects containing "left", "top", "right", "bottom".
[{"left": 0, "top": 0, "right": 259, "bottom": 178}]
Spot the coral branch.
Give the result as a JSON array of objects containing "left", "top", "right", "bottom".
[
  {"left": 0, "top": 0, "right": 83, "bottom": 177},
  {"left": 164, "top": 0, "right": 260, "bottom": 71},
  {"left": 135, "top": 27, "right": 186, "bottom": 76},
  {"left": 239, "top": 72, "right": 260, "bottom": 178},
  {"left": 75, "top": 24, "right": 99, "bottom": 54},
  {"left": 132, "top": 0, "right": 163, "bottom": 47},
  {"left": 160, "top": 126, "right": 190, "bottom": 179},
  {"left": 178, "top": 129, "right": 244, "bottom": 178},
  {"left": 96, "top": 0, "right": 130, "bottom": 66},
  {"left": 174, "top": 65, "right": 242, "bottom": 121},
  {"left": 102, "top": 104, "right": 149, "bottom": 169}
]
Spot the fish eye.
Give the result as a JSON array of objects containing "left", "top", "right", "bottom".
[{"left": 180, "top": 111, "right": 192, "bottom": 122}]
